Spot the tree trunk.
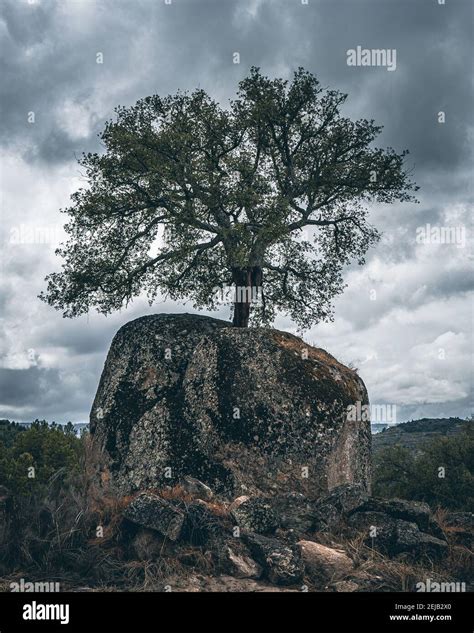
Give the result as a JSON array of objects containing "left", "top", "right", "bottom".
[{"left": 232, "top": 266, "right": 262, "bottom": 328}]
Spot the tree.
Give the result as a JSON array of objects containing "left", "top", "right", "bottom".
[
  {"left": 373, "top": 428, "right": 474, "bottom": 511},
  {"left": 41, "top": 67, "right": 418, "bottom": 328}
]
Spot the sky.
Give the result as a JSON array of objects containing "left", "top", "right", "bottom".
[{"left": 0, "top": 0, "right": 472, "bottom": 426}]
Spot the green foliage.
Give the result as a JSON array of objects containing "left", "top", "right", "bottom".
[
  {"left": 0, "top": 419, "right": 25, "bottom": 448},
  {"left": 0, "top": 420, "right": 82, "bottom": 495},
  {"left": 373, "top": 428, "right": 474, "bottom": 511},
  {"left": 40, "top": 67, "right": 417, "bottom": 328}
]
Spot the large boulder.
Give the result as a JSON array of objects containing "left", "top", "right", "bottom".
[{"left": 90, "top": 314, "right": 371, "bottom": 499}]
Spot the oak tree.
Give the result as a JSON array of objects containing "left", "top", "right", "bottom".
[{"left": 41, "top": 67, "right": 417, "bottom": 327}]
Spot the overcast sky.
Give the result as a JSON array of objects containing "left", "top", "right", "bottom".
[{"left": 0, "top": 0, "right": 472, "bottom": 425}]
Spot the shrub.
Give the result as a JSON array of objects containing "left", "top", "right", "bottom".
[
  {"left": 373, "top": 428, "right": 474, "bottom": 511},
  {"left": 0, "top": 420, "right": 82, "bottom": 494},
  {"left": 0, "top": 420, "right": 25, "bottom": 449}
]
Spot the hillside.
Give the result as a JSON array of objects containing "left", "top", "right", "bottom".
[{"left": 372, "top": 417, "right": 471, "bottom": 455}]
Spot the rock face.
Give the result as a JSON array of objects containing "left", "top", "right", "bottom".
[{"left": 90, "top": 314, "right": 371, "bottom": 499}]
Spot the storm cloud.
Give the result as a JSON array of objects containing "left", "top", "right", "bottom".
[{"left": 0, "top": 0, "right": 472, "bottom": 424}]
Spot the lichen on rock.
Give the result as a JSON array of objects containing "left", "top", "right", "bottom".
[{"left": 90, "top": 313, "right": 371, "bottom": 499}]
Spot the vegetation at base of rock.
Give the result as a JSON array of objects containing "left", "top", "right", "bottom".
[
  {"left": 373, "top": 425, "right": 474, "bottom": 511},
  {"left": 0, "top": 419, "right": 472, "bottom": 592},
  {"left": 0, "top": 420, "right": 82, "bottom": 494}
]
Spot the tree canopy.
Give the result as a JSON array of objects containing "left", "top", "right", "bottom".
[{"left": 41, "top": 67, "right": 418, "bottom": 328}]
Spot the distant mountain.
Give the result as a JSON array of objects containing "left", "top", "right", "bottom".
[{"left": 372, "top": 417, "right": 472, "bottom": 455}]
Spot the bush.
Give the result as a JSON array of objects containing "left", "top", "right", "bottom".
[
  {"left": 0, "top": 420, "right": 82, "bottom": 494},
  {"left": 373, "top": 428, "right": 474, "bottom": 511},
  {"left": 0, "top": 420, "right": 25, "bottom": 449}
]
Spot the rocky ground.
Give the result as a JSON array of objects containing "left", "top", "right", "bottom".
[{"left": 50, "top": 480, "right": 470, "bottom": 593}]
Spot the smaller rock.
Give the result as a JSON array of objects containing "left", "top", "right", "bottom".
[
  {"left": 182, "top": 476, "right": 214, "bottom": 501},
  {"left": 350, "top": 498, "right": 444, "bottom": 539},
  {"left": 228, "top": 496, "right": 250, "bottom": 512},
  {"left": 243, "top": 533, "right": 304, "bottom": 586},
  {"left": 444, "top": 511, "right": 474, "bottom": 547},
  {"left": 331, "top": 580, "right": 359, "bottom": 592},
  {"left": 347, "top": 511, "right": 448, "bottom": 559},
  {"left": 298, "top": 540, "right": 354, "bottom": 585},
  {"left": 231, "top": 497, "right": 279, "bottom": 534},
  {"left": 124, "top": 493, "right": 185, "bottom": 541},
  {"left": 444, "top": 511, "right": 474, "bottom": 530},
  {"left": 331, "top": 573, "right": 389, "bottom": 592},
  {"left": 271, "top": 493, "right": 316, "bottom": 534},
  {"left": 225, "top": 545, "right": 262, "bottom": 579},
  {"left": 393, "top": 519, "right": 448, "bottom": 559},
  {"left": 347, "top": 511, "right": 396, "bottom": 552},
  {"left": 312, "top": 484, "right": 369, "bottom": 532}
]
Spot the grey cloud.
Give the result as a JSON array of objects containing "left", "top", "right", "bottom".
[{"left": 0, "top": 0, "right": 471, "bottom": 424}]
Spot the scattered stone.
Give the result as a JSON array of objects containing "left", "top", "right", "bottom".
[
  {"left": 298, "top": 540, "right": 354, "bottom": 584},
  {"left": 169, "top": 573, "right": 299, "bottom": 592},
  {"left": 271, "top": 492, "right": 316, "bottom": 534},
  {"left": 231, "top": 497, "right": 279, "bottom": 534},
  {"left": 182, "top": 476, "right": 214, "bottom": 501},
  {"left": 347, "top": 511, "right": 448, "bottom": 559},
  {"left": 225, "top": 545, "right": 262, "bottom": 579},
  {"left": 350, "top": 498, "right": 444, "bottom": 538},
  {"left": 444, "top": 511, "right": 474, "bottom": 547},
  {"left": 347, "top": 511, "right": 397, "bottom": 551},
  {"left": 329, "top": 573, "right": 390, "bottom": 592},
  {"left": 243, "top": 533, "right": 304, "bottom": 586},
  {"left": 444, "top": 511, "right": 474, "bottom": 530},
  {"left": 331, "top": 580, "right": 359, "bottom": 592},
  {"left": 228, "top": 496, "right": 250, "bottom": 513},
  {"left": 124, "top": 493, "right": 185, "bottom": 541},
  {"left": 312, "top": 484, "right": 369, "bottom": 532},
  {"left": 393, "top": 520, "right": 448, "bottom": 559}
]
